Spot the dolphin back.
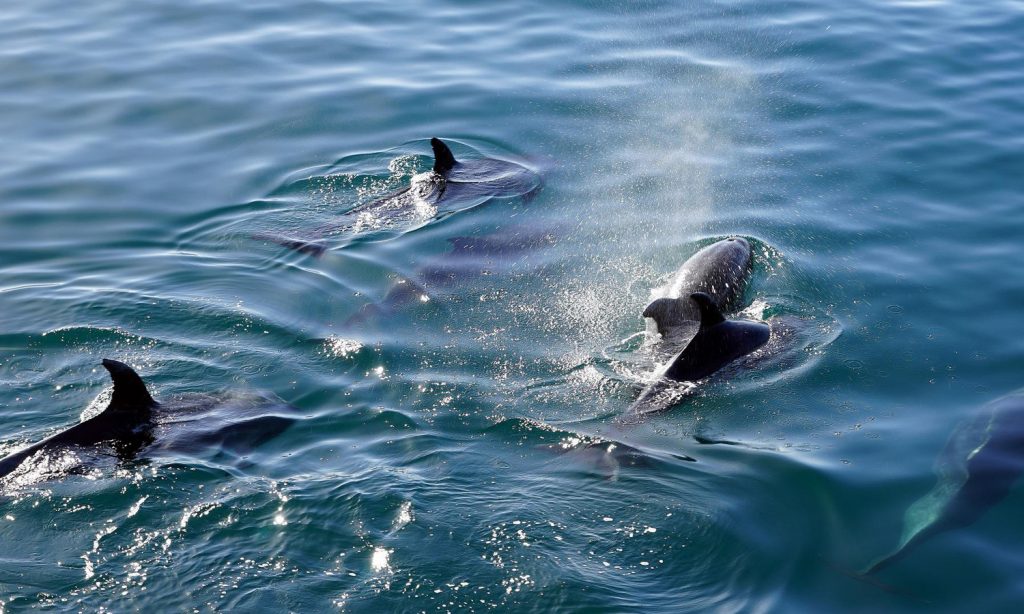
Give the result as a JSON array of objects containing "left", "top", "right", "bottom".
[
  {"left": 644, "top": 237, "right": 753, "bottom": 336},
  {"left": 0, "top": 442, "right": 47, "bottom": 479}
]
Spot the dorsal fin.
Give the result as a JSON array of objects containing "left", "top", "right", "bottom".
[
  {"left": 431, "top": 137, "right": 457, "bottom": 175},
  {"left": 102, "top": 359, "right": 157, "bottom": 410},
  {"left": 690, "top": 292, "right": 725, "bottom": 329},
  {"left": 642, "top": 297, "right": 680, "bottom": 334},
  {"left": 642, "top": 297, "right": 673, "bottom": 320}
]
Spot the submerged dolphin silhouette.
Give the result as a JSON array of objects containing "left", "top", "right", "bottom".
[
  {"left": 643, "top": 237, "right": 753, "bottom": 339},
  {"left": 0, "top": 359, "right": 156, "bottom": 478},
  {"left": 343, "top": 226, "right": 558, "bottom": 327},
  {"left": 259, "top": 137, "right": 540, "bottom": 255},
  {"left": 624, "top": 292, "right": 770, "bottom": 418},
  {"left": 866, "top": 391, "right": 1024, "bottom": 574},
  {"left": 0, "top": 359, "right": 296, "bottom": 481}
]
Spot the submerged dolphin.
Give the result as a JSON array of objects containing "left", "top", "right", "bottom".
[
  {"left": 866, "top": 391, "right": 1024, "bottom": 574},
  {"left": 0, "top": 359, "right": 296, "bottom": 481},
  {"left": 344, "top": 226, "right": 557, "bottom": 326},
  {"left": 624, "top": 292, "right": 770, "bottom": 419},
  {"left": 643, "top": 237, "right": 753, "bottom": 339},
  {"left": 260, "top": 137, "right": 541, "bottom": 255}
]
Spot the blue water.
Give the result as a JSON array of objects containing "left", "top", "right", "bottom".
[{"left": 2, "top": 0, "right": 1024, "bottom": 610}]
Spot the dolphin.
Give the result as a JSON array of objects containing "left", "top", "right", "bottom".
[
  {"left": 865, "top": 391, "right": 1024, "bottom": 574},
  {"left": 346, "top": 137, "right": 457, "bottom": 210},
  {"left": 0, "top": 359, "right": 156, "bottom": 478},
  {"left": 624, "top": 292, "right": 770, "bottom": 419},
  {"left": 344, "top": 226, "right": 557, "bottom": 326},
  {"left": 0, "top": 359, "right": 297, "bottom": 482},
  {"left": 259, "top": 137, "right": 541, "bottom": 255},
  {"left": 642, "top": 237, "right": 753, "bottom": 339}
]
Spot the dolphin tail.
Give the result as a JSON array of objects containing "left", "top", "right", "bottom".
[
  {"left": 101, "top": 359, "right": 158, "bottom": 412},
  {"left": 431, "top": 137, "right": 457, "bottom": 175}
]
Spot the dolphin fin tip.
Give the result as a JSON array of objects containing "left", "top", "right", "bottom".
[
  {"left": 101, "top": 358, "right": 130, "bottom": 375},
  {"left": 641, "top": 298, "right": 661, "bottom": 319}
]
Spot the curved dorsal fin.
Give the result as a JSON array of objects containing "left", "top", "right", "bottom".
[
  {"left": 642, "top": 297, "right": 675, "bottom": 320},
  {"left": 642, "top": 297, "right": 679, "bottom": 335},
  {"left": 102, "top": 359, "right": 157, "bottom": 410},
  {"left": 431, "top": 137, "right": 457, "bottom": 175},
  {"left": 690, "top": 292, "right": 725, "bottom": 329}
]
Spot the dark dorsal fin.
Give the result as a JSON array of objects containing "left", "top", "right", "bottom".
[
  {"left": 642, "top": 297, "right": 676, "bottom": 320},
  {"left": 690, "top": 292, "right": 725, "bottom": 329},
  {"left": 102, "top": 359, "right": 157, "bottom": 410},
  {"left": 431, "top": 137, "right": 457, "bottom": 175}
]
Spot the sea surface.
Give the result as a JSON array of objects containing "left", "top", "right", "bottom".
[{"left": 2, "top": 0, "right": 1024, "bottom": 611}]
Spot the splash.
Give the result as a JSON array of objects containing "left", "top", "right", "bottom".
[
  {"left": 392, "top": 501, "right": 414, "bottom": 532},
  {"left": 370, "top": 546, "right": 392, "bottom": 573},
  {"left": 324, "top": 336, "right": 363, "bottom": 358}
]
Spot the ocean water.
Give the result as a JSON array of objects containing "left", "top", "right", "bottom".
[{"left": 2, "top": 0, "right": 1024, "bottom": 610}]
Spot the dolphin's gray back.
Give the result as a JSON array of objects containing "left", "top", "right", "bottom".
[
  {"left": 950, "top": 395, "right": 1024, "bottom": 522},
  {"left": 665, "top": 237, "right": 751, "bottom": 308},
  {"left": 145, "top": 391, "right": 297, "bottom": 457}
]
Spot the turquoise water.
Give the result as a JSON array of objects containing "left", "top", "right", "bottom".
[{"left": 2, "top": 0, "right": 1024, "bottom": 610}]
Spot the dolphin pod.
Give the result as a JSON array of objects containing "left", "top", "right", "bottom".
[
  {"left": 2, "top": 136, "right": 544, "bottom": 484},
  {"left": 8, "top": 134, "right": 1024, "bottom": 586},
  {"left": 630, "top": 238, "right": 1024, "bottom": 576}
]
